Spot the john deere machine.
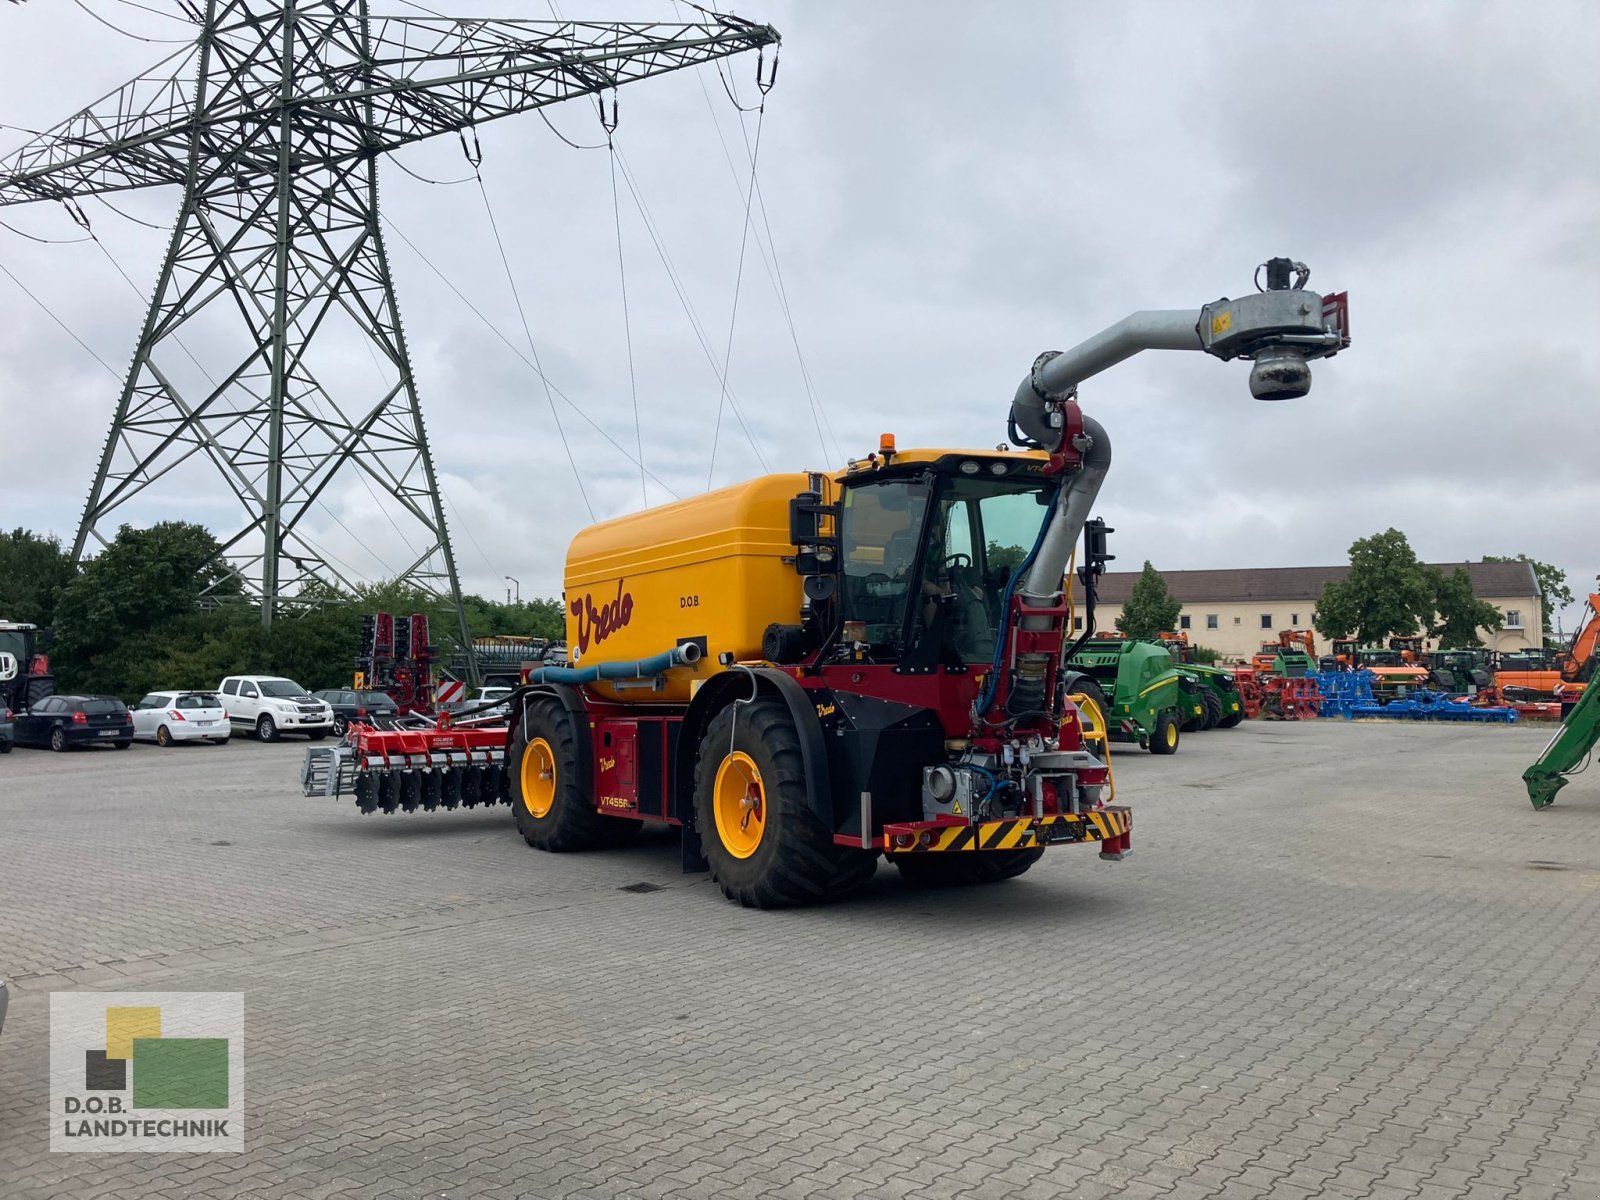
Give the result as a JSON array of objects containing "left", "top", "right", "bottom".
[
  {"left": 1159, "top": 632, "right": 1244, "bottom": 729},
  {"left": 1062, "top": 637, "right": 1190, "bottom": 753},
  {"left": 306, "top": 258, "right": 1349, "bottom": 906}
]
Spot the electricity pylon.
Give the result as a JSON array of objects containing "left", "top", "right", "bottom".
[{"left": 0, "top": 2, "right": 777, "bottom": 642}]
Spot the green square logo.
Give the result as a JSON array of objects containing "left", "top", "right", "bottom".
[{"left": 131, "top": 1038, "right": 230, "bottom": 1109}]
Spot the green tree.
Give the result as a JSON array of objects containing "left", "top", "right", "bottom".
[
  {"left": 0, "top": 528, "right": 76, "bottom": 626},
  {"left": 52, "top": 522, "right": 242, "bottom": 690},
  {"left": 1313, "top": 528, "right": 1433, "bottom": 644},
  {"left": 1115, "top": 561, "right": 1182, "bottom": 641},
  {"left": 986, "top": 541, "right": 1028, "bottom": 580},
  {"left": 1428, "top": 566, "right": 1503, "bottom": 648},
  {"left": 1483, "top": 554, "right": 1572, "bottom": 637}
]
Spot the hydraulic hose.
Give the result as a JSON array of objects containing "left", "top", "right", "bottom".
[{"left": 522, "top": 640, "right": 702, "bottom": 686}]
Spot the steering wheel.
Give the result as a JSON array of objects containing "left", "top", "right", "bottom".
[{"left": 943, "top": 553, "right": 973, "bottom": 571}]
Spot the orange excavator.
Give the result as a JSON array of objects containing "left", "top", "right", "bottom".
[{"left": 1496, "top": 594, "right": 1599, "bottom": 704}]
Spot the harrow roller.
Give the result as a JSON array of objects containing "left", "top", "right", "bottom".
[{"left": 302, "top": 724, "right": 512, "bottom": 815}]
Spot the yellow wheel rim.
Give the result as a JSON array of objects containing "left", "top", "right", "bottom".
[
  {"left": 713, "top": 751, "right": 766, "bottom": 859},
  {"left": 1165, "top": 722, "right": 1178, "bottom": 748},
  {"left": 521, "top": 737, "right": 557, "bottom": 818}
]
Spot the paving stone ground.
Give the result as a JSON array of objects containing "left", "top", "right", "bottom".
[{"left": 2, "top": 719, "right": 1599, "bottom": 1199}]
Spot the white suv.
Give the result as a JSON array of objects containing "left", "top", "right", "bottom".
[{"left": 218, "top": 676, "right": 334, "bottom": 743}]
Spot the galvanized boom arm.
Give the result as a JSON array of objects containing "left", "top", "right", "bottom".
[{"left": 1010, "top": 258, "right": 1350, "bottom": 612}]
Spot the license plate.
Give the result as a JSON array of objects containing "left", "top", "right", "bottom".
[{"left": 98, "top": 729, "right": 119, "bottom": 737}]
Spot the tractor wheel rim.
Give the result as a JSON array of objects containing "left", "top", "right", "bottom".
[
  {"left": 1165, "top": 723, "right": 1177, "bottom": 748},
  {"left": 521, "top": 738, "right": 557, "bottom": 818},
  {"left": 713, "top": 751, "right": 766, "bottom": 859}
]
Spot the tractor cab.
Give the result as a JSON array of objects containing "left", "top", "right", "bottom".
[
  {"left": 0, "top": 621, "right": 54, "bottom": 712},
  {"left": 833, "top": 450, "right": 1055, "bottom": 671}
]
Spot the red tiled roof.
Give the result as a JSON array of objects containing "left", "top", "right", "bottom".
[{"left": 1093, "top": 561, "right": 1538, "bottom": 605}]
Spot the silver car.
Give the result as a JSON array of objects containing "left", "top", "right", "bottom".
[{"left": 131, "top": 690, "right": 232, "bottom": 746}]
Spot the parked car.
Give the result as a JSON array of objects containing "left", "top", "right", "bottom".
[
  {"left": 11, "top": 694, "right": 133, "bottom": 751},
  {"left": 464, "top": 685, "right": 513, "bottom": 719},
  {"left": 131, "top": 690, "right": 231, "bottom": 746},
  {"left": 0, "top": 705, "right": 12, "bottom": 753},
  {"left": 312, "top": 688, "right": 399, "bottom": 736},
  {"left": 217, "top": 676, "right": 334, "bottom": 743}
]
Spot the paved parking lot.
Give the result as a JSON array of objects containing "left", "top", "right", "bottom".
[{"left": 3, "top": 720, "right": 1599, "bottom": 1199}]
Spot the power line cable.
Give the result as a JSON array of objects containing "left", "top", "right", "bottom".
[
  {"left": 96, "top": 193, "right": 169, "bottom": 230},
  {"left": 611, "top": 147, "right": 767, "bottom": 471},
  {"left": 0, "top": 217, "right": 92, "bottom": 244},
  {"left": 608, "top": 136, "right": 647, "bottom": 508},
  {"left": 669, "top": 0, "right": 837, "bottom": 463},
  {"left": 706, "top": 103, "right": 765, "bottom": 488},
  {"left": 469, "top": 152, "right": 595, "bottom": 522},
  {"left": 382, "top": 213, "right": 682, "bottom": 500},
  {"left": 0, "top": 259, "right": 123, "bottom": 378},
  {"left": 70, "top": 0, "right": 193, "bottom": 42},
  {"left": 390, "top": 157, "right": 474, "bottom": 187},
  {"left": 108, "top": 0, "right": 198, "bottom": 22}
]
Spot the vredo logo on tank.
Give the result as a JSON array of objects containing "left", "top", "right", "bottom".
[
  {"left": 570, "top": 578, "right": 634, "bottom": 655},
  {"left": 49, "top": 991, "right": 245, "bottom": 1152}
]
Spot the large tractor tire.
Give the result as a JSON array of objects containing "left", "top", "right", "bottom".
[
  {"left": 1216, "top": 706, "right": 1244, "bottom": 729},
  {"left": 694, "top": 699, "right": 874, "bottom": 908},
  {"left": 895, "top": 846, "right": 1045, "bottom": 886},
  {"left": 1200, "top": 691, "right": 1223, "bottom": 731},
  {"left": 1064, "top": 678, "right": 1111, "bottom": 727},
  {"left": 510, "top": 698, "right": 633, "bottom": 852},
  {"left": 1150, "top": 709, "right": 1181, "bottom": 755}
]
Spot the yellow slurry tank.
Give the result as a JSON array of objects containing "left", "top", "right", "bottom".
[{"left": 563, "top": 472, "right": 820, "bottom": 704}]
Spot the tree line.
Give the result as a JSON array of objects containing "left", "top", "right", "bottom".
[
  {"left": 1110, "top": 529, "right": 1567, "bottom": 649},
  {"left": 0, "top": 524, "right": 564, "bottom": 700}
]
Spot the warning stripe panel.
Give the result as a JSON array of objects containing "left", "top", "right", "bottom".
[{"left": 890, "top": 808, "right": 1130, "bottom": 853}]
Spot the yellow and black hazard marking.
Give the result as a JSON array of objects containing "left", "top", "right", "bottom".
[{"left": 888, "top": 808, "right": 1131, "bottom": 854}]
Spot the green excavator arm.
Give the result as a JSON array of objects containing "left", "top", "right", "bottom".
[{"left": 1524, "top": 683, "right": 1599, "bottom": 809}]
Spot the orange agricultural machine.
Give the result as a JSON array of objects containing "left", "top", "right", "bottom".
[
  {"left": 1501, "top": 593, "right": 1600, "bottom": 707},
  {"left": 1251, "top": 630, "right": 1317, "bottom": 675},
  {"left": 1495, "top": 595, "right": 1598, "bottom": 703}
]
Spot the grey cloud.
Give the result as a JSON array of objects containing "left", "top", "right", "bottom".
[{"left": 1, "top": 0, "right": 1595, "bottom": 625}]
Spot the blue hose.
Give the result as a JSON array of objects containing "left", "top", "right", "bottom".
[{"left": 523, "top": 642, "right": 700, "bottom": 686}]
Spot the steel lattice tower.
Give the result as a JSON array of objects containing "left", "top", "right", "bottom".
[{"left": 0, "top": 1, "right": 777, "bottom": 639}]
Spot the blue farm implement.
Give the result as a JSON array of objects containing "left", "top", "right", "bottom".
[{"left": 1346, "top": 691, "right": 1518, "bottom": 724}]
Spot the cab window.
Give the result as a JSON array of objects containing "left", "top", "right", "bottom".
[
  {"left": 839, "top": 477, "right": 932, "bottom": 653},
  {"left": 918, "top": 477, "right": 1051, "bottom": 662}
]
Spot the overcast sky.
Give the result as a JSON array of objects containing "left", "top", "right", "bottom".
[{"left": 1, "top": 1, "right": 1596, "bottom": 632}]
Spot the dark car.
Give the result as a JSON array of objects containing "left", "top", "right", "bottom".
[
  {"left": 312, "top": 689, "right": 400, "bottom": 736},
  {"left": 13, "top": 695, "right": 134, "bottom": 751}
]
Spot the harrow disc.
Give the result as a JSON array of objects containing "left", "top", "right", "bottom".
[
  {"left": 421, "top": 769, "right": 443, "bottom": 810},
  {"left": 354, "top": 772, "right": 378, "bottom": 814}
]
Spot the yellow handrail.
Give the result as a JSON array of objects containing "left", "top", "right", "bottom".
[{"left": 1067, "top": 691, "right": 1114, "bottom": 801}]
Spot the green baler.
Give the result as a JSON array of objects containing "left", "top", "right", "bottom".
[{"left": 1063, "top": 638, "right": 1187, "bottom": 755}]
